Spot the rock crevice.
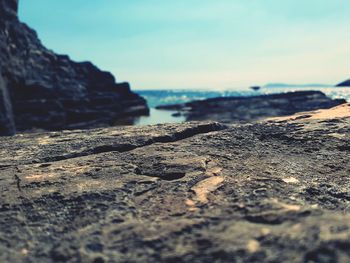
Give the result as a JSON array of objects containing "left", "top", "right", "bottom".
[{"left": 0, "top": 122, "right": 227, "bottom": 166}]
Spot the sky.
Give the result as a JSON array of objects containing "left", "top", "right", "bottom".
[{"left": 19, "top": 0, "right": 350, "bottom": 90}]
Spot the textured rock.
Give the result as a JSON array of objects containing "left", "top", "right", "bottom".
[
  {"left": 157, "top": 91, "right": 346, "bottom": 123},
  {"left": 336, "top": 79, "right": 350, "bottom": 87},
  {"left": 0, "top": 104, "right": 350, "bottom": 262},
  {"left": 0, "top": 0, "right": 149, "bottom": 136},
  {"left": 0, "top": 70, "right": 15, "bottom": 135},
  {"left": 0, "top": 0, "right": 18, "bottom": 19}
]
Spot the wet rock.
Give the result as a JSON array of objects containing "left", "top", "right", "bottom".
[
  {"left": 0, "top": 0, "right": 149, "bottom": 136},
  {"left": 157, "top": 91, "right": 346, "bottom": 123},
  {"left": 0, "top": 104, "right": 349, "bottom": 262}
]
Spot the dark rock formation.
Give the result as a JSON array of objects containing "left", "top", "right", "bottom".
[
  {"left": 0, "top": 0, "right": 149, "bottom": 136},
  {"left": 0, "top": 103, "right": 349, "bottom": 262},
  {"left": 157, "top": 91, "right": 346, "bottom": 123},
  {"left": 0, "top": 0, "right": 18, "bottom": 19},
  {"left": 336, "top": 79, "right": 350, "bottom": 87},
  {"left": 0, "top": 70, "right": 15, "bottom": 135},
  {"left": 250, "top": 86, "right": 261, "bottom": 91}
]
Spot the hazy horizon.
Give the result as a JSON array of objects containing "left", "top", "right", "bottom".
[{"left": 19, "top": 0, "right": 350, "bottom": 90}]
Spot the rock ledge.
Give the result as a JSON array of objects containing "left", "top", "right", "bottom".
[{"left": 1, "top": 104, "right": 350, "bottom": 262}]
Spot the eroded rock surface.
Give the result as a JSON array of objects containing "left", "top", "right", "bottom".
[
  {"left": 0, "top": 0, "right": 149, "bottom": 136},
  {"left": 0, "top": 104, "right": 350, "bottom": 262},
  {"left": 157, "top": 91, "right": 346, "bottom": 123}
]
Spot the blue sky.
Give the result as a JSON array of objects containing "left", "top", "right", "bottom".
[{"left": 19, "top": 0, "right": 350, "bottom": 89}]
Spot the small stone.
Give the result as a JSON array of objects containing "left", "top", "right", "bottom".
[{"left": 246, "top": 240, "right": 261, "bottom": 253}]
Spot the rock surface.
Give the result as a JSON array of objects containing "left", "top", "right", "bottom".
[
  {"left": 157, "top": 91, "right": 346, "bottom": 123},
  {"left": 0, "top": 103, "right": 350, "bottom": 262},
  {"left": 0, "top": 0, "right": 149, "bottom": 136},
  {"left": 336, "top": 79, "right": 350, "bottom": 87}
]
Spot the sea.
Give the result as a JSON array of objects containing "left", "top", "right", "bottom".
[{"left": 133, "top": 86, "right": 350, "bottom": 125}]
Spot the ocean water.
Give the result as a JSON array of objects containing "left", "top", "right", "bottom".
[
  {"left": 134, "top": 108, "right": 186, "bottom": 126},
  {"left": 134, "top": 86, "right": 350, "bottom": 125}
]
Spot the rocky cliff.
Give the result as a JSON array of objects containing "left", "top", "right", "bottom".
[
  {"left": 157, "top": 91, "right": 346, "bottom": 123},
  {"left": 0, "top": 103, "right": 349, "bottom": 262},
  {"left": 0, "top": 0, "right": 149, "bottom": 136}
]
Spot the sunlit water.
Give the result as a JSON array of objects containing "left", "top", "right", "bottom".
[
  {"left": 135, "top": 86, "right": 350, "bottom": 125},
  {"left": 134, "top": 108, "right": 186, "bottom": 126}
]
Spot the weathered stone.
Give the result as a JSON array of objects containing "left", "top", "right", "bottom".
[
  {"left": 157, "top": 91, "right": 346, "bottom": 123},
  {"left": 0, "top": 0, "right": 149, "bottom": 135},
  {"left": 0, "top": 104, "right": 349, "bottom": 262},
  {"left": 0, "top": 70, "right": 15, "bottom": 135},
  {"left": 0, "top": 0, "right": 18, "bottom": 19}
]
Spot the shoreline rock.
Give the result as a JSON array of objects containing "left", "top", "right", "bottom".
[
  {"left": 0, "top": 104, "right": 349, "bottom": 262},
  {"left": 156, "top": 91, "right": 346, "bottom": 123},
  {"left": 0, "top": 0, "right": 149, "bottom": 136},
  {"left": 336, "top": 79, "right": 350, "bottom": 87}
]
